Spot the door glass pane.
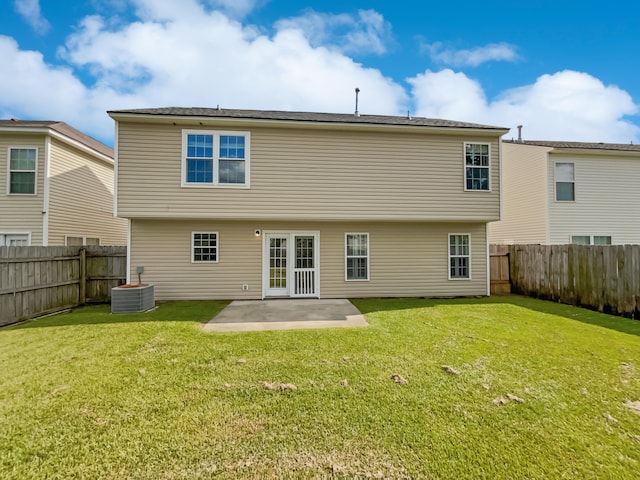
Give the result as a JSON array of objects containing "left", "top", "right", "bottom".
[
  {"left": 269, "top": 237, "right": 287, "bottom": 288},
  {"left": 295, "top": 236, "right": 314, "bottom": 269}
]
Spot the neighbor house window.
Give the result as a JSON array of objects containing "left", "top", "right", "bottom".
[
  {"left": 9, "top": 148, "right": 37, "bottom": 194},
  {"left": 464, "top": 143, "right": 490, "bottom": 191},
  {"left": 570, "top": 235, "right": 590, "bottom": 245},
  {"left": 65, "top": 236, "right": 100, "bottom": 246},
  {"left": 571, "top": 235, "right": 612, "bottom": 245},
  {"left": 0, "top": 233, "right": 30, "bottom": 246},
  {"left": 345, "top": 233, "right": 369, "bottom": 281},
  {"left": 594, "top": 236, "right": 612, "bottom": 245},
  {"left": 192, "top": 232, "right": 218, "bottom": 263},
  {"left": 449, "top": 234, "right": 470, "bottom": 279},
  {"left": 182, "top": 130, "right": 249, "bottom": 187},
  {"left": 555, "top": 163, "right": 575, "bottom": 201}
]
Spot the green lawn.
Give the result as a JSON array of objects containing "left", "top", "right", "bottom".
[{"left": 1, "top": 296, "right": 639, "bottom": 479}]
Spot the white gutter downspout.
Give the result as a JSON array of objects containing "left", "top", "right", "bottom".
[
  {"left": 126, "top": 219, "right": 131, "bottom": 284},
  {"left": 113, "top": 121, "right": 119, "bottom": 217},
  {"left": 486, "top": 224, "right": 491, "bottom": 296},
  {"left": 42, "top": 136, "right": 51, "bottom": 245}
]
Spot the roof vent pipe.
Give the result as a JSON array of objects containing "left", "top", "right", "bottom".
[
  {"left": 354, "top": 88, "right": 360, "bottom": 117},
  {"left": 517, "top": 125, "right": 523, "bottom": 143}
]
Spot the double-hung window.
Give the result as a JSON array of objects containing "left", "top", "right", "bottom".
[
  {"left": 464, "top": 143, "right": 490, "bottom": 191},
  {"left": 555, "top": 162, "right": 575, "bottom": 201},
  {"left": 183, "top": 130, "right": 249, "bottom": 187},
  {"left": 345, "top": 233, "right": 369, "bottom": 281},
  {"left": 192, "top": 232, "right": 218, "bottom": 263},
  {"left": 9, "top": 148, "right": 37, "bottom": 194},
  {"left": 449, "top": 234, "right": 470, "bottom": 279}
]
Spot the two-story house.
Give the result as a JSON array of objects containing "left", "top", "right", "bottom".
[
  {"left": 489, "top": 140, "right": 640, "bottom": 245},
  {"left": 108, "top": 107, "right": 508, "bottom": 300},
  {"left": 0, "top": 120, "right": 127, "bottom": 246}
]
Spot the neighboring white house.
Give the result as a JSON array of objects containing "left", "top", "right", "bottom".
[
  {"left": 0, "top": 120, "right": 127, "bottom": 246},
  {"left": 109, "top": 107, "right": 509, "bottom": 300},
  {"left": 490, "top": 139, "right": 640, "bottom": 245}
]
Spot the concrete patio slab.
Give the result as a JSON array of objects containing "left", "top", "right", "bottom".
[{"left": 202, "top": 299, "right": 368, "bottom": 332}]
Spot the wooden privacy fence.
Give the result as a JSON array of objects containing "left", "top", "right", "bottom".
[
  {"left": 489, "top": 244, "right": 511, "bottom": 295},
  {"left": 0, "top": 246, "right": 126, "bottom": 326},
  {"left": 509, "top": 244, "right": 640, "bottom": 318}
]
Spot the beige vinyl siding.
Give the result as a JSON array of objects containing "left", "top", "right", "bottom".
[
  {"left": 489, "top": 142, "right": 550, "bottom": 244},
  {"left": 548, "top": 152, "right": 640, "bottom": 245},
  {"left": 117, "top": 122, "right": 501, "bottom": 221},
  {"left": 47, "top": 138, "right": 127, "bottom": 246},
  {"left": 130, "top": 219, "right": 488, "bottom": 300},
  {"left": 0, "top": 133, "right": 45, "bottom": 244}
]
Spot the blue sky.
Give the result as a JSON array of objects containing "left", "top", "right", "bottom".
[{"left": 1, "top": 0, "right": 639, "bottom": 146}]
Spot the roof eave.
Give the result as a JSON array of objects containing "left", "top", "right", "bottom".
[
  {"left": 107, "top": 111, "right": 510, "bottom": 136},
  {"left": 0, "top": 125, "right": 114, "bottom": 164},
  {"left": 548, "top": 147, "right": 640, "bottom": 157}
]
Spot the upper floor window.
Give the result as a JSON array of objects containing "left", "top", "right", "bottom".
[
  {"left": 449, "top": 234, "right": 470, "bottom": 279},
  {"left": 464, "top": 143, "right": 490, "bottom": 191},
  {"left": 182, "top": 130, "right": 250, "bottom": 187},
  {"left": 9, "top": 148, "right": 37, "bottom": 194},
  {"left": 555, "top": 162, "right": 575, "bottom": 201}
]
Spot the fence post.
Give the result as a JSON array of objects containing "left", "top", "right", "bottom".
[{"left": 79, "top": 247, "right": 87, "bottom": 305}]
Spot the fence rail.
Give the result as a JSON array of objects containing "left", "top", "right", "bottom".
[
  {"left": 0, "top": 246, "right": 126, "bottom": 326},
  {"left": 508, "top": 244, "right": 640, "bottom": 318}
]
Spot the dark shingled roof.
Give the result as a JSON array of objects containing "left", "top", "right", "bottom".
[
  {"left": 0, "top": 119, "right": 113, "bottom": 158},
  {"left": 108, "top": 107, "right": 508, "bottom": 131},
  {"left": 504, "top": 139, "right": 640, "bottom": 153}
]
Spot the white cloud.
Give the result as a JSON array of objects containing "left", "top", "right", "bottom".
[
  {"left": 422, "top": 42, "right": 519, "bottom": 67},
  {"left": 1, "top": 0, "right": 638, "bottom": 146},
  {"left": 408, "top": 69, "right": 639, "bottom": 143},
  {"left": 0, "top": 35, "right": 132, "bottom": 139},
  {"left": 13, "top": 0, "right": 50, "bottom": 35},
  {"left": 4, "top": 1, "right": 403, "bottom": 141},
  {"left": 204, "top": 0, "right": 266, "bottom": 19},
  {"left": 275, "top": 9, "right": 392, "bottom": 55}
]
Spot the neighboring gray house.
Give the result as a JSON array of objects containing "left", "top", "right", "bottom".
[
  {"left": 490, "top": 139, "right": 640, "bottom": 245},
  {"left": 0, "top": 120, "right": 127, "bottom": 246}
]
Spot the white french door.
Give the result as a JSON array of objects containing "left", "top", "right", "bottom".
[{"left": 263, "top": 232, "right": 319, "bottom": 298}]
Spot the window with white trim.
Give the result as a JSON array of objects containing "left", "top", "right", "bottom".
[
  {"left": 449, "top": 234, "right": 470, "bottom": 279},
  {"left": 345, "top": 233, "right": 369, "bottom": 281},
  {"left": 182, "top": 130, "right": 249, "bottom": 187},
  {"left": 555, "top": 162, "right": 575, "bottom": 201},
  {"left": 594, "top": 236, "right": 612, "bottom": 245},
  {"left": 9, "top": 148, "right": 37, "bottom": 194},
  {"left": 571, "top": 235, "right": 612, "bottom": 245},
  {"left": 464, "top": 143, "right": 490, "bottom": 191},
  {"left": 0, "top": 233, "right": 30, "bottom": 246},
  {"left": 65, "top": 236, "right": 100, "bottom": 246},
  {"left": 192, "top": 232, "right": 218, "bottom": 263}
]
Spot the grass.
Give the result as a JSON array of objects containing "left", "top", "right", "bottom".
[{"left": 1, "top": 296, "right": 639, "bottom": 479}]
